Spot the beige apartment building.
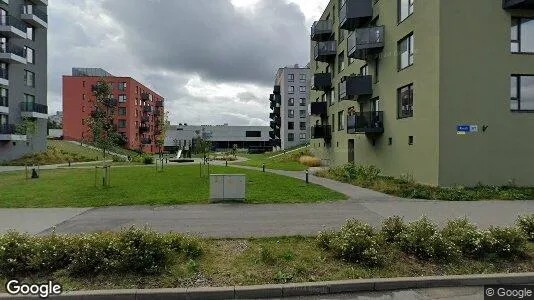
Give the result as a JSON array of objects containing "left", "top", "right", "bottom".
[{"left": 309, "top": 0, "right": 534, "bottom": 186}]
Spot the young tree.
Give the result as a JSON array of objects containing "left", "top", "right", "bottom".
[
  {"left": 155, "top": 110, "right": 170, "bottom": 157},
  {"left": 15, "top": 117, "right": 37, "bottom": 151},
  {"left": 193, "top": 129, "right": 212, "bottom": 163},
  {"left": 85, "top": 78, "right": 121, "bottom": 158}
]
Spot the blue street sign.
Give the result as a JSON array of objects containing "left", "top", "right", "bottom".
[{"left": 457, "top": 125, "right": 470, "bottom": 132}]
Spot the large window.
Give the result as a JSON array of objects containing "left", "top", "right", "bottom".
[
  {"left": 245, "top": 131, "right": 261, "bottom": 137},
  {"left": 24, "top": 70, "right": 35, "bottom": 87},
  {"left": 0, "top": 87, "right": 7, "bottom": 107},
  {"left": 511, "top": 18, "right": 534, "bottom": 53},
  {"left": 299, "top": 98, "right": 306, "bottom": 106},
  {"left": 25, "top": 47, "right": 34, "bottom": 64},
  {"left": 299, "top": 109, "right": 306, "bottom": 118},
  {"left": 118, "top": 119, "right": 126, "bottom": 128},
  {"left": 288, "top": 74, "right": 294, "bottom": 82},
  {"left": 26, "top": 26, "right": 34, "bottom": 41},
  {"left": 288, "top": 122, "right": 294, "bottom": 130},
  {"left": 288, "top": 133, "right": 294, "bottom": 141},
  {"left": 288, "top": 98, "right": 294, "bottom": 106},
  {"left": 118, "top": 82, "right": 127, "bottom": 91},
  {"left": 289, "top": 86, "right": 295, "bottom": 93},
  {"left": 511, "top": 75, "right": 534, "bottom": 111},
  {"left": 300, "top": 122, "right": 306, "bottom": 130},
  {"left": 398, "top": 0, "right": 414, "bottom": 23},
  {"left": 397, "top": 84, "right": 414, "bottom": 118},
  {"left": 288, "top": 109, "right": 294, "bottom": 118},
  {"left": 299, "top": 133, "right": 307, "bottom": 141},
  {"left": 118, "top": 95, "right": 127, "bottom": 103},
  {"left": 338, "top": 110, "right": 344, "bottom": 131},
  {"left": 360, "top": 64, "right": 369, "bottom": 76},
  {"left": 118, "top": 107, "right": 126, "bottom": 116},
  {"left": 398, "top": 33, "right": 414, "bottom": 70},
  {"left": 338, "top": 52, "right": 345, "bottom": 73}
]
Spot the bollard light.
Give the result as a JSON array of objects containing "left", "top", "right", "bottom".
[
  {"left": 262, "top": 163, "right": 265, "bottom": 172},
  {"left": 306, "top": 169, "right": 309, "bottom": 184}
]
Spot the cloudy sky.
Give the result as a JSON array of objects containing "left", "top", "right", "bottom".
[{"left": 49, "top": 0, "right": 329, "bottom": 125}]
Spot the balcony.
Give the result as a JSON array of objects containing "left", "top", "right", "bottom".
[
  {"left": 339, "top": 0, "right": 373, "bottom": 31},
  {"left": 20, "top": 5, "right": 47, "bottom": 28},
  {"left": 0, "top": 68, "right": 8, "bottom": 86},
  {"left": 143, "top": 106, "right": 152, "bottom": 113},
  {"left": 270, "top": 121, "right": 277, "bottom": 129},
  {"left": 273, "top": 106, "right": 280, "bottom": 116},
  {"left": 20, "top": 102, "right": 47, "bottom": 119},
  {"left": 273, "top": 85, "right": 280, "bottom": 94},
  {"left": 311, "top": 125, "right": 332, "bottom": 141},
  {"left": 0, "top": 43, "right": 26, "bottom": 64},
  {"left": 269, "top": 131, "right": 276, "bottom": 139},
  {"left": 141, "top": 116, "right": 150, "bottom": 123},
  {"left": 139, "top": 125, "right": 149, "bottom": 133},
  {"left": 310, "top": 101, "right": 327, "bottom": 116},
  {"left": 0, "top": 124, "right": 26, "bottom": 141},
  {"left": 269, "top": 113, "right": 276, "bottom": 120},
  {"left": 155, "top": 100, "right": 164, "bottom": 107},
  {"left": 141, "top": 92, "right": 150, "bottom": 101},
  {"left": 503, "top": 0, "right": 534, "bottom": 8},
  {"left": 270, "top": 138, "right": 281, "bottom": 147},
  {"left": 347, "top": 26, "right": 384, "bottom": 60},
  {"left": 339, "top": 75, "right": 373, "bottom": 100},
  {"left": 311, "top": 73, "right": 332, "bottom": 90},
  {"left": 347, "top": 111, "right": 384, "bottom": 135},
  {"left": 0, "top": 16, "right": 27, "bottom": 38},
  {"left": 141, "top": 137, "right": 152, "bottom": 145},
  {"left": 314, "top": 41, "right": 336, "bottom": 62},
  {"left": 269, "top": 93, "right": 281, "bottom": 105},
  {"left": 153, "top": 109, "right": 161, "bottom": 116},
  {"left": 311, "top": 20, "right": 333, "bottom": 41},
  {"left": 0, "top": 96, "right": 7, "bottom": 114}
]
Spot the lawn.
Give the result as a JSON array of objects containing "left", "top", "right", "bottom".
[
  {"left": 0, "top": 165, "right": 347, "bottom": 208},
  {"left": 48, "top": 140, "right": 109, "bottom": 160},
  {"left": 1, "top": 237, "right": 532, "bottom": 292},
  {"left": 234, "top": 147, "right": 313, "bottom": 171}
]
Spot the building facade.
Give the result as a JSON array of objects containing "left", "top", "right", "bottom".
[
  {"left": 63, "top": 68, "right": 165, "bottom": 154},
  {"left": 48, "top": 110, "right": 62, "bottom": 126},
  {"left": 309, "top": 0, "right": 534, "bottom": 186},
  {"left": 269, "top": 65, "right": 310, "bottom": 150},
  {"left": 0, "top": 0, "right": 48, "bottom": 162},
  {"left": 164, "top": 124, "right": 271, "bottom": 153}
]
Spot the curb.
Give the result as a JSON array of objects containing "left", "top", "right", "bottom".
[{"left": 1, "top": 272, "right": 533, "bottom": 299}]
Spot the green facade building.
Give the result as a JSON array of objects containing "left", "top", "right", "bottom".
[{"left": 309, "top": 0, "right": 534, "bottom": 186}]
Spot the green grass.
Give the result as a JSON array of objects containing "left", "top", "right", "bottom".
[
  {"left": 48, "top": 140, "right": 111, "bottom": 160},
  {"left": 235, "top": 147, "right": 313, "bottom": 171},
  {"left": 0, "top": 165, "right": 346, "bottom": 208},
  {"left": 2, "top": 237, "right": 532, "bottom": 291}
]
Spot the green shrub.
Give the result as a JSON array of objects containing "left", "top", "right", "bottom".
[
  {"left": 0, "top": 231, "right": 35, "bottom": 276},
  {"left": 143, "top": 154, "right": 154, "bottom": 164},
  {"left": 516, "top": 215, "right": 534, "bottom": 241},
  {"left": 436, "top": 187, "right": 475, "bottom": 201},
  {"left": 481, "top": 226, "right": 527, "bottom": 258},
  {"left": 399, "top": 217, "right": 459, "bottom": 261},
  {"left": 116, "top": 227, "right": 169, "bottom": 274},
  {"left": 441, "top": 218, "right": 484, "bottom": 257},
  {"left": 316, "top": 230, "right": 335, "bottom": 250},
  {"left": 112, "top": 155, "right": 127, "bottom": 162},
  {"left": 328, "top": 220, "right": 381, "bottom": 265},
  {"left": 260, "top": 246, "right": 276, "bottom": 265},
  {"left": 31, "top": 233, "right": 73, "bottom": 274},
  {"left": 67, "top": 233, "right": 121, "bottom": 275},
  {"left": 380, "top": 216, "right": 407, "bottom": 243}
]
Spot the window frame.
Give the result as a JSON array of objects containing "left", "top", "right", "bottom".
[
  {"left": 118, "top": 94, "right": 127, "bottom": 103},
  {"left": 510, "top": 74, "right": 534, "bottom": 112},
  {"left": 398, "top": 33, "right": 414, "bottom": 71},
  {"left": 24, "top": 70, "right": 35, "bottom": 87},
  {"left": 398, "top": 0, "right": 414, "bottom": 24},
  {"left": 397, "top": 83, "right": 414, "bottom": 119}
]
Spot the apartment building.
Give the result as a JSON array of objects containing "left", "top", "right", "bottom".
[
  {"left": 309, "top": 0, "right": 534, "bottom": 186},
  {"left": 269, "top": 65, "right": 310, "bottom": 150},
  {"left": 0, "top": 0, "right": 47, "bottom": 162},
  {"left": 63, "top": 68, "right": 165, "bottom": 154}
]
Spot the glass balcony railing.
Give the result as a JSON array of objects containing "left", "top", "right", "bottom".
[
  {"left": 0, "top": 43, "right": 25, "bottom": 58},
  {"left": 0, "top": 96, "right": 7, "bottom": 107},
  {"left": 314, "top": 41, "right": 336, "bottom": 62},
  {"left": 311, "top": 20, "right": 333, "bottom": 41},
  {"left": 21, "top": 5, "right": 48, "bottom": 23},
  {"left": 20, "top": 102, "right": 47, "bottom": 114},
  {"left": 0, "top": 15, "right": 27, "bottom": 32},
  {"left": 347, "top": 111, "right": 384, "bottom": 134}
]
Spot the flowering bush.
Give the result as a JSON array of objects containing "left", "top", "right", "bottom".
[
  {"left": 516, "top": 214, "right": 534, "bottom": 241},
  {"left": 380, "top": 216, "right": 407, "bottom": 243},
  {"left": 481, "top": 226, "right": 527, "bottom": 258},
  {"left": 0, "top": 231, "right": 35, "bottom": 276},
  {"left": 441, "top": 218, "right": 484, "bottom": 257},
  {"left": 325, "top": 220, "right": 382, "bottom": 265}
]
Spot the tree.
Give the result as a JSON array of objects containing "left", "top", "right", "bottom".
[
  {"left": 84, "top": 78, "right": 121, "bottom": 158},
  {"left": 193, "top": 129, "right": 212, "bottom": 162},
  {"left": 47, "top": 120, "right": 61, "bottom": 130},
  {"left": 15, "top": 117, "right": 37, "bottom": 151},
  {"left": 154, "top": 110, "right": 170, "bottom": 156}
]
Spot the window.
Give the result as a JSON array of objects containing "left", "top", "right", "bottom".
[
  {"left": 82, "top": 94, "right": 86, "bottom": 100},
  {"left": 288, "top": 133, "right": 294, "bottom": 141},
  {"left": 331, "top": 114, "right": 335, "bottom": 132},
  {"left": 288, "top": 74, "right": 294, "bottom": 82},
  {"left": 360, "top": 64, "right": 369, "bottom": 76},
  {"left": 299, "top": 98, "right": 306, "bottom": 106},
  {"left": 119, "top": 107, "right": 126, "bottom": 116},
  {"left": 118, "top": 95, "right": 127, "bottom": 103},
  {"left": 348, "top": 56, "right": 355, "bottom": 65},
  {"left": 300, "top": 122, "right": 306, "bottom": 130},
  {"left": 510, "top": 75, "right": 534, "bottom": 111},
  {"left": 24, "top": 94, "right": 35, "bottom": 103},
  {"left": 25, "top": 47, "right": 34, "bottom": 64},
  {"left": 398, "top": 33, "right": 414, "bottom": 70},
  {"left": 331, "top": 89, "right": 336, "bottom": 105},
  {"left": 118, "top": 82, "right": 127, "bottom": 91},
  {"left": 299, "top": 86, "right": 306, "bottom": 93},
  {"left": 338, "top": 52, "right": 345, "bottom": 73},
  {"left": 118, "top": 119, "right": 126, "bottom": 128},
  {"left": 288, "top": 98, "right": 294, "bottom": 106},
  {"left": 409, "top": 136, "right": 414, "bottom": 145},
  {"left": 338, "top": 111, "right": 344, "bottom": 130},
  {"left": 82, "top": 81, "right": 85, "bottom": 87},
  {"left": 288, "top": 122, "right": 294, "bottom": 130},
  {"left": 511, "top": 18, "right": 534, "bottom": 53},
  {"left": 398, "top": 0, "right": 414, "bottom": 23},
  {"left": 246, "top": 131, "right": 261, "bottom": 137},
  {"left": 0, "top": 87, "right": 7, "bottom": 106},
  {"left": 289, "top": 86, "right": 295, "bottom": 93},
  {"left": 397, "top": 84, "right": 414, "bottom": 118},
  {"left": 24, "top": 70, "right": 35, "bottom": 87},
  {"left": 26, "top": 26, "right": 34, "bottom": 41},
  {"left": 288, "top": 109, "right": 294, "bottom": 118},
  {"left": 299, "top": 74, "right": 306, "bottom": 82},
  {"left": 299, "top": 133, "right": 307, "bottom": 141},
  {"left": 300, "top": 110, "right": 306, "bottom": 118}
]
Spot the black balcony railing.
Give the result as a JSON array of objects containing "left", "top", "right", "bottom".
[
  {"left": 155, "top": 100, "right": 164, "bottom": 107},
  {"left": 348, "top": 26, "right": 384, "bottom": 60},
  {"left": 273, "top": 85, "right": 281, "bottom": 94},
  {"left": 0, "top": 15, "right": 27, "bottom": 32},
  {"left": 21, "top": 5, "right": 48, "bottom": 23},
  {"left": 311, "top": 20, "right": 333, "bottom": 41},
  {"left": 141, "top": 92, "right": 150, "bottom": 101},
  {"left": 141, "top": 116, "right": 150, "bottom": 123},
  {"left": 20, "top": 102, "right": 47, "bottom": 114},
  {"left": 339, "top": 75, "right": 373, "bottom": 100},
  {"left": 0, "top": 68, "right": 8, "bottom": 80},
  {"left": 311, "top": 125, "right": 332, "bottom": 141},
  {"left": 270, "top": 121, "right": 277, "bottom": 129},
  {"left": 339, "top": 0, "right": 373, "bottom": 31},
  {"left": 347, "top": 111, "right": 384, "bottom": 134},
  {"left": 0, "top": 124, "right": 23, "bottom": 135},
  {"left": 269, "top": 131, "right": 275, "bottom": 139},
  {"left": 141, "top": 137, "right": 152, "bottom": 144},
  {"left": 270, "top": 138, "right": 281, "bottom": 147},
  {"left": 314, "top": 41, "right": 336, "bottom": 62},
  {"left": 310, "top": 101, "right": 327, "bottom": 116},
  {"left": 143, "top": 106, "right": 152, "bottom": 113},
  {"left": 312, "top": 73, "right": 332, "bottom": 90},
  {"left": 0, "top": 43, "right": 25, "bottom": 58},
  {"left": 0, "top": 96, "right": 7, "bottom": 107},
  {"left": 273, "top": 106, "right": 280, "bottom": 116},
  {"left": 503, "top": 0, "right": 534, "bottom": 9},
  {"left": 269, "top": 113, "right": 276, "bottom": 120},
  {"left": 139, "top": 125, "right": 149, "bottom": 133}
]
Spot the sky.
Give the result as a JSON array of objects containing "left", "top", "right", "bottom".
[{"left": 49, "top": 0, "right": 329, "bottom": 126}]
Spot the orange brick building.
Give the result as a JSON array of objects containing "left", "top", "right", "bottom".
[{"left": 62, "top": 68, "right": 164, "bottom": 153}]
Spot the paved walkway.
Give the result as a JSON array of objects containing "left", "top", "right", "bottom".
[
  {"left": 0, "top": 160, "right": 112, "bottom": 173},
  {"left": 1, "top": 162, "right": 533, "bottom": 236}
]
